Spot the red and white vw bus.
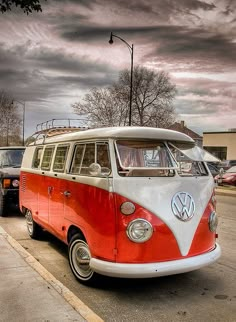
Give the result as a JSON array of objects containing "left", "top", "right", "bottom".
[{"left": 20, "top": 123, "right": 221, "bottom": 284}]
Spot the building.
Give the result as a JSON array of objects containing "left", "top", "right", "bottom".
[
  {"left": 169, "top": 121, "right": 203, "bottom": 147},
  {"left": 203, "top": 129, "right": 236, "bottom": 160}
]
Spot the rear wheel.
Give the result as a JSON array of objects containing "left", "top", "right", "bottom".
[
  {"left": 68, "top": 234, "right": 99, "bottom": 285},
  {"left": 25, "top": 209, "right": 42, "bottom": 239}
]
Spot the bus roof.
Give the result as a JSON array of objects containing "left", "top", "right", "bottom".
[{"left": 31, "top": 126, "right": 195, "bottom": 146}]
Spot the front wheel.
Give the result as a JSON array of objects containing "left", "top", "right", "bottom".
[
  {"left": 25, "top": 209, "right": 42, "bottom": 239},
  {"left": 68, "top": 234, "right": 99, "bottom": 285}
]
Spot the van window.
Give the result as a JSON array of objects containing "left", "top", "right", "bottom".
[
  {"left": 97, "top": 143, "right": 110, "bottom": 168},
  {"left": 32, "top": 147, "right": 43, "bottom": 168},
  {"left": 53, "top": 145, "right": 69, "bottom": 173},
  {"left": 115, "top": 140, "right": 177, "bottom": 177},
  {"left": 41, "top": 146, "right": 55, "bottom": 171},
  {"left": 70, "top": 142, "right": 110, "bottom": 176},
  {"left": 169, "top": 145, "right": 208, "bottom": 176},
  {"left": 71, "top": 144, "right": 85, "bottom": 174},
  {"left": 80, "top": 143, "right": 95, "bottom": 175}
]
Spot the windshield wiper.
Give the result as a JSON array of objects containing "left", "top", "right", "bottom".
[{"left": 1, "top": 164, "right": 21, "bottom": 168}]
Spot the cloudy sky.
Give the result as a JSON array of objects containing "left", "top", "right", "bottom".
[{"left": 0, "top": 0, "right": 235, "bottom": 138}]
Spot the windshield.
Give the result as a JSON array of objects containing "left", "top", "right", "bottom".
[
  {"left": 115, "top": 140, "right": 177, "bottom": 177},
  {"left": 0, "top": 149, "right": 25, "bottom": 168},
  {"left": 169, "top": 144, "right": 208, "bottom": 176},
  {"left": 226, "top": 166, "right": 236, "bottom": 173}
]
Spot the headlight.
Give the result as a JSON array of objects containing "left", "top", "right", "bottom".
[
  {"left": 208, "top": 211, "right": 218, "bottom": 232},
  {"left": 12, "top": 179, "right": 19, "bottom": 188},
  {"left": 126, "top": 219, "right": 153, "bottom": 243}
]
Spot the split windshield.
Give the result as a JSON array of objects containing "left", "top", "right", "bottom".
[
  {"left": 115, "top": 140, "right": 208, "bottom": 177},
  {"left": 169, "top": 143, "right": 208, "bottom": 177},
  {"left": 115, "top": 140, "right": 177, "bottom": 177}
]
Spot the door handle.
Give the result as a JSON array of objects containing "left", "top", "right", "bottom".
[
  {"left": 48, "top": 186, "right": 53, "bottom": 194},
  {"left": 63, "top": 190, "right": 71, "bottom": 197}
]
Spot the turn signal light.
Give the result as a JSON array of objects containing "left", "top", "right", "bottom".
[
  {"left": 120, "top": 202, "right": 135, "bottom": 215},
  {"left": 3, "top": 179, "right": 11, "bottom": 188}
]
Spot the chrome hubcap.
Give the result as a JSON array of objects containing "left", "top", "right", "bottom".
[
  {"left": 25, "top": 211, "right": 33, "bottom": 234},
  {"left": 72, "top": 241, "right": 93, "bottom": 279}
]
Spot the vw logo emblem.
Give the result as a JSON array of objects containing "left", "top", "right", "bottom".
[{"left": 171, "top": 192, "right": 195, "bottom": 222}]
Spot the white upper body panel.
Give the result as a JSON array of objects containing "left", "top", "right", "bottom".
[
  {"left": 112, "top": 174, "right": 214, "bottom": 256},
  {"left": 30, "top": 127, "right": 195, "bottom": 146}
]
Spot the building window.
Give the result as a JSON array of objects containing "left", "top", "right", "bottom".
[{"left": 203, "top": 146, "right": 227, "bottom": 160}]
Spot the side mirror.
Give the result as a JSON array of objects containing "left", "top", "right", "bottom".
[
  {"left": 219, "top": 168, "right": 224, "bottom": 176},
  {"left": 88, "top": 163, "right": 101, "bottom": 176},
  {"left": 101, "top": 167, "right": 111, "bottom": 176}
]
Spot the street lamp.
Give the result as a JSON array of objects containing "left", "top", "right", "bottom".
[
  {"left": 109, "top": 32, "right": 134, "bottom": 126},
  {"left": 13, "top": 100, "right": 25, "bottom": 145}
]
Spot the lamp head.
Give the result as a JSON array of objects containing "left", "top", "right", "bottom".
[{"left": 109, "top": 32, "right": 113, "bottom": 44}]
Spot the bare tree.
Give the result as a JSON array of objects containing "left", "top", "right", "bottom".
[
  {"left": 118, "top": 67, "right": 176, "bottom": 127},
  {"left": 72, "top": 87, "right": 128, "bottom": 128},
  {"left": 73, "top": 66, "right": 177, "bottom": 128},
  {"left": 0, "top": 0, "right": 45, "bottom": 14},
  {"left": 0, "top": 90, "right": 22, "bottom": 146}
]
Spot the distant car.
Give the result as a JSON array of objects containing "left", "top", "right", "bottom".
[
  {"left": 215, "top": 166, "right": 236, "bottom": 186},
  {"left": 0, "top": 147, "right": 25, "bottom": 216},
  {"left": 218, "top": 160, "right": 236, "bottom": 171}
]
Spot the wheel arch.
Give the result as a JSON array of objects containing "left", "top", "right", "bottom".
[
  {"left": 67, "top": 225, "right": 86, "bottom": 244},
  {"left": 21, "top": 206, "right": 28, "bottom": 216}
]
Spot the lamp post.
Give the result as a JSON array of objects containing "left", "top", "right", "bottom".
[
  {"left": 13, "top": 100, "right": 25, "bottom": 145},
  {"left": 109, "top": 32, "right": 133, "bottom": 126}
]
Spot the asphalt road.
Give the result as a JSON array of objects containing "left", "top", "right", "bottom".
[{"left": 0, "top": 195, "right": 235, "bottom": 322}]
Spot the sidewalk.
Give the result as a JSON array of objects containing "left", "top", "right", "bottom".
[
  {"left": 215, "top": 185, "right": 236, "bottom": 197},
  {"left": 0, "top": 226, "right": 103, "bottom": 322}
]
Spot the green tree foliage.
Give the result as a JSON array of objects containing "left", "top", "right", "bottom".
[
  {"left": 72, "top": 66, "right": 177, "bottom": 128},
  {"left": 0, "top": 0, "right": 44, "bottom": 14}
]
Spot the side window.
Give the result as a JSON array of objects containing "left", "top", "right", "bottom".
[
  {"left": 41, "top": 146, "right": 55, "bottom": 171},
  {"left": 53, "top": 145, "right": 69, "bottom": 173},
  {"left": 80, "top": 143, "right": 95, "bottom": 175},
  {"left": 97, "top": 143, "right": 110, "bottom": 168},
  {"left": 70, "top": 144, "right": 85, "bottom": 174},
  {"left": 70, "top": 142, "right": 110, "bottom": 176},
  {"left": 32, "top": 147, "right": 43, "bottom": 169}
]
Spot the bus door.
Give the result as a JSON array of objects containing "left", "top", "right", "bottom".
[
  {"left": 48, "top": 145, "right": 70, "bottom": 238},
  {"left": 65, "top": 142, "right": 116, "bottom": 259},
  {"left": 37, "top": 145, "right": 55, "bottom": 225}
]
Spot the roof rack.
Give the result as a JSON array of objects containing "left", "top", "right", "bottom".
[{"left": 27, "top": 119, "right": 88, "bottom": 146}]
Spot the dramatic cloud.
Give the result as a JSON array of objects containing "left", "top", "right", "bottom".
[{"left": 0, "top": 0, "right": 235, "bottom": 137}]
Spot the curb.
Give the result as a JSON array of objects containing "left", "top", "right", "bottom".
[
  {"left": 215, "top": 188, "right": 236, "bottom": 197},
  {"left": 0, "top": 227, "right": 103, "bottom": 322}
]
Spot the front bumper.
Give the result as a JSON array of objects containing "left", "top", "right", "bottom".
[
  {"left": 90, "top": 243, "right": 221, "bottom": 278},
  {"left": 3, "top": 188, "right": 18, "bottom": 197},
  {"left": 2, "top": 189, "right": 19, "bottom": 205}
]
